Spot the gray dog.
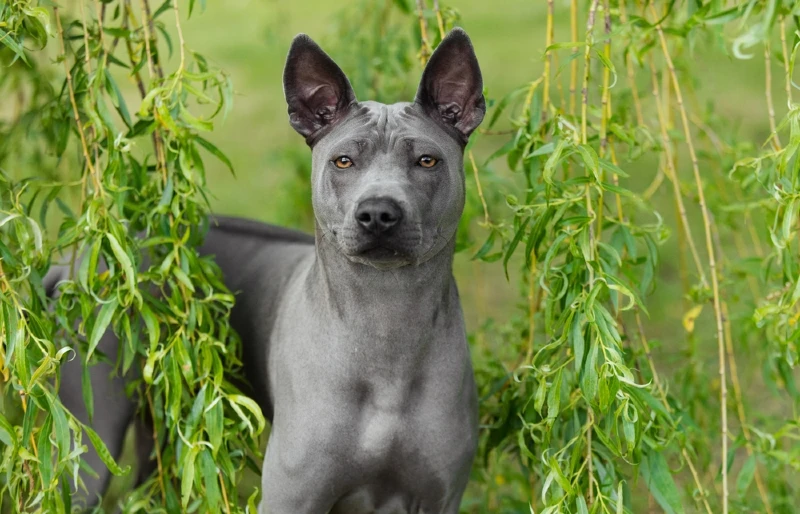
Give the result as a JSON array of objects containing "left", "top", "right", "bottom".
[{"left": 57, "top": 27, "right": 485, "bottom": 513}]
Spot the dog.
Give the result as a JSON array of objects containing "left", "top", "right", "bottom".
[{"left": 56, "top": 27, "right": 486, "bottom": 513}]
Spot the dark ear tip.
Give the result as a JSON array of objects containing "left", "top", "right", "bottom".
[
  {"left": 441, "top": 27, "right": 472, "bottom": 46},
  {"left": 288, "top": 33, "right": 319, "bottom": 54}
]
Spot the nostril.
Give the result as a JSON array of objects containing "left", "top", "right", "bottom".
[{"left": 356, "top": 198, "right": 403, "bottom": 233}]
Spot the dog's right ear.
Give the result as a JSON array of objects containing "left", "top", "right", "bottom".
[
  {"left": 283, "top": 34, "right": 357, "bottom": 143},
  {"left": 414, "top": 28, "right": 485, "bottom": 144}
]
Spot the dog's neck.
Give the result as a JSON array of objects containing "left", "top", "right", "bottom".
[{"left": 308, "top": 224, "right": 459, "bottom": 364}]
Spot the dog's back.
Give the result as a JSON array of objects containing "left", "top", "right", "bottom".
[{"left": 200, "top": 217, "right": 314, "bottom": 418}]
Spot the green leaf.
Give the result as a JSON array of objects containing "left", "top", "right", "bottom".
[
  {"left": 0, "top": 411, "right": 17, "bottom": 447},
  {"left": 703, "top": 6, "right": 743, "bottom": 26},
  {"left": 736, "top": 454, "right": 756, "bottom": 498},
  {"left": 45, "top": 393, "right": 70, "bottom": 461},
  {"left": 179, "top": 103, "right": 213, "bottom": 132},
  {"left": 84, "top": 425, "right": 131, "bottom": 476},
  {"left": 576, "top": 495, "right": 589, "bottom": 514},
  {"left": 173, "top": 267, "right": 196, "bottom": 292},
  {"left": 546, "top": 369, "right": 562, "bottom": 420},
  {"left": 140, "top": 303, "right": 161, "bottom": 352},
  {"left": 181, "top": 446, "right": 199, "bottom": 508},
  {"left": 576, "top": 144, "right": 602, "bottom": 182},
  {"left": 595, "top": 49, "right": 618, "bottom": 88},
  {"left": 195, "top": 136, "right": 235, "bottom": 176},
  {"left": 581, "top": 338, "right": 599, "bottom": 402},
  {"left": 38, "top": 415, "right": 53, "bottom": 488},
  {"left": 86, "top": 297, "right": 118, "bottom": 361},
  {"left": 503, "top": 217, "right": 530, "bottom": 280},
  {"left": 228, "top": 394, "right": 266, "bottom": 436},
  {"left": 81, "top": 359, "right": 94, "bottom": 424},
  {"left": 106, "top": 233, "right": 136, "bottom": 293},
  {"left": 200, "top": 448, "right": 221, "bottom": 511},
  {"left": 487, "top": 84, "right": 528, "bottom": 129},
  {"left": 641, "top": 452, "right": 685, "bottom": 514},
  {"left": 472, "top": 230, "right": 497, "bottom": 261},
  {"left": 104, "top": 69, "right": 133, "bottom": 128},
  {"left": 0, "top": 28, "right": 30, "bottom": 65},
  {"left": 572, "top": 314, "right": 585, "bottom": 372},
  {"left": 204, "top": 400, "right": 224, "bottom": 456}
]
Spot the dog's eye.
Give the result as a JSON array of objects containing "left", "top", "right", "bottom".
[
  {"left": 418, "top": 156, "right": 438, "bottom": 168},
  {"left": 333, "top": 156, "right": 353, "bottom": 169}
]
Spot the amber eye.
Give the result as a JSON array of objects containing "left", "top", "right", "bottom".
[
  {"left": 333, "top": 156, "right": 353, "bottom": 169},
  {"left": 418, "top": 155, "right": 438, "bottom": 168}
]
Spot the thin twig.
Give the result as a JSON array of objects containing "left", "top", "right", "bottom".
[
  {"left": 93, "top": 0, "right": 109, "bottom": 67},
  {"left": 581, "top": 1, "right": 600, "bottom": 505},
  {"left": 647, "top": 57, "right": 708, "bottom": 287},
  {"left": 141, "top": 0, "right": 164, "bottom": 78},
  {"left": 542, "top": 0, "right": 554, "bottom": 124},
  {"left": 469, "top": 151, "right": 490, "bottom": 227},
  {"left": 123, "top": 0, "right": 147, "bottom": 98},
  {"left": 416, "top": 0, "right": 432, "bottom": 66},
  {"left": 218, "top": 471, "right": 232, "bottom": 514},
  {"left": 780, "top": 17, "right": 793, "bottom": 107},
  {"left": 764, "top": 42, "right": 781, "bottom": 150},
  {"left": 650, "top": 6, "right": 729, "bottom": 511},
  {"left": 618, "top": 1, "right": 644, "bottom": 126},
  {"left": 580, "top": 0, "right": 599, "bottom": 147},
  {"left": 569, "top": 0, "right": 578, "bottom": 117},
  {"left": 78, "top": 1, "right": 104, "bottom": 189},
  {"left": 173, "top": 0, "right": 186, "bottom": 71},
  {"left": 432, "top": 0, "right": 445, "bottom": 39},
  {"left": 595, "top": 0, "right": 611, "bottom": 245},
  {"left": 55, "top": 8, "right": 99, "bottom": 193}
]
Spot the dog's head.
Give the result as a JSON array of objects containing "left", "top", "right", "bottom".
[{"left": 283, "top": 29, "right": 485, "bottom": 269}]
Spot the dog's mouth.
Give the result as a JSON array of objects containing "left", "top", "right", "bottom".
[
  {"left": 333, "top": 223, "right": 424, "bottom": 268},
  {"left": 355, "top": 242, "right": 413, "bottom": 261}
]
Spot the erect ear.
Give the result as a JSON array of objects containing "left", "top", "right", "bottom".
[
  {"left": 414, "top": 28, "right": 485, "bottom": 143},
  {"left": 283, "top": 34, "right": 357, "bottom": 143}
]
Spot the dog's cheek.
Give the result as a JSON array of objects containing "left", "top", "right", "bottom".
[{"left": 313, "top": 171, "right": 348, "bottom": 241}]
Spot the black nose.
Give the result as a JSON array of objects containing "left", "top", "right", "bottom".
[{"left": 355, "top": 198, "right": 403, "bottom": 234}]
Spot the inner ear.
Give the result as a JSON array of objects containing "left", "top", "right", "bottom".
[
  {"left": 283, "top": 34, "right": 357, "bottom": 144},
  {"left": 414, "top": 28, "right": 486, "bottom": 142}
]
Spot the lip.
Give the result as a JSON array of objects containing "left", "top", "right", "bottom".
[{"left": 357, "top": 245, "right": 410, "bottom": 260}]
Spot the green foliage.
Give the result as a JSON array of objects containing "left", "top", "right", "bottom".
[
  {"left": 2, "top": 0, "right": 800, "bottom": 513},
  {"left": 460, "top": 1, "right": 800, "bottom": 513},
  {"left": 1, "top": 1, "right": 261, "bottom": 512}
]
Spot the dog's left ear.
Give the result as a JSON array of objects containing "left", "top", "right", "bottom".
[
  {"left": 415, "top": 28, "right": 485, "bottom": 142},
  {"left": 283, "top": 34, "right": 357, "bottom": 143}
]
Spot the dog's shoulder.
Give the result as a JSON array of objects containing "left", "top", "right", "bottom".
[{"left": 208, "top": 215, "right": 314, "bottom": 246}]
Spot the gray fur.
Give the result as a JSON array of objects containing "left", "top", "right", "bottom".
[{"left": 56, "top": 28, "right": 485, "bottom": 513}]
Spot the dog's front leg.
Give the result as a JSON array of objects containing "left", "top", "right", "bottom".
[{"left": 257, "top": 435, "right": 339, "bottom": 514}]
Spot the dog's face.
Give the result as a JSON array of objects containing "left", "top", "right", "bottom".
[{"left": 283, "top": 29, "right": 485, "bottom": 269}]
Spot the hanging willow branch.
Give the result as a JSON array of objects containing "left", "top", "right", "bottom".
[{"left": 1, "top": 2, "right": 260, "bottom": 512}]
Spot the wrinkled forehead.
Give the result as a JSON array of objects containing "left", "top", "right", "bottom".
[{"left": 312, "top": 101, "right": 464, "bottom": 157}]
